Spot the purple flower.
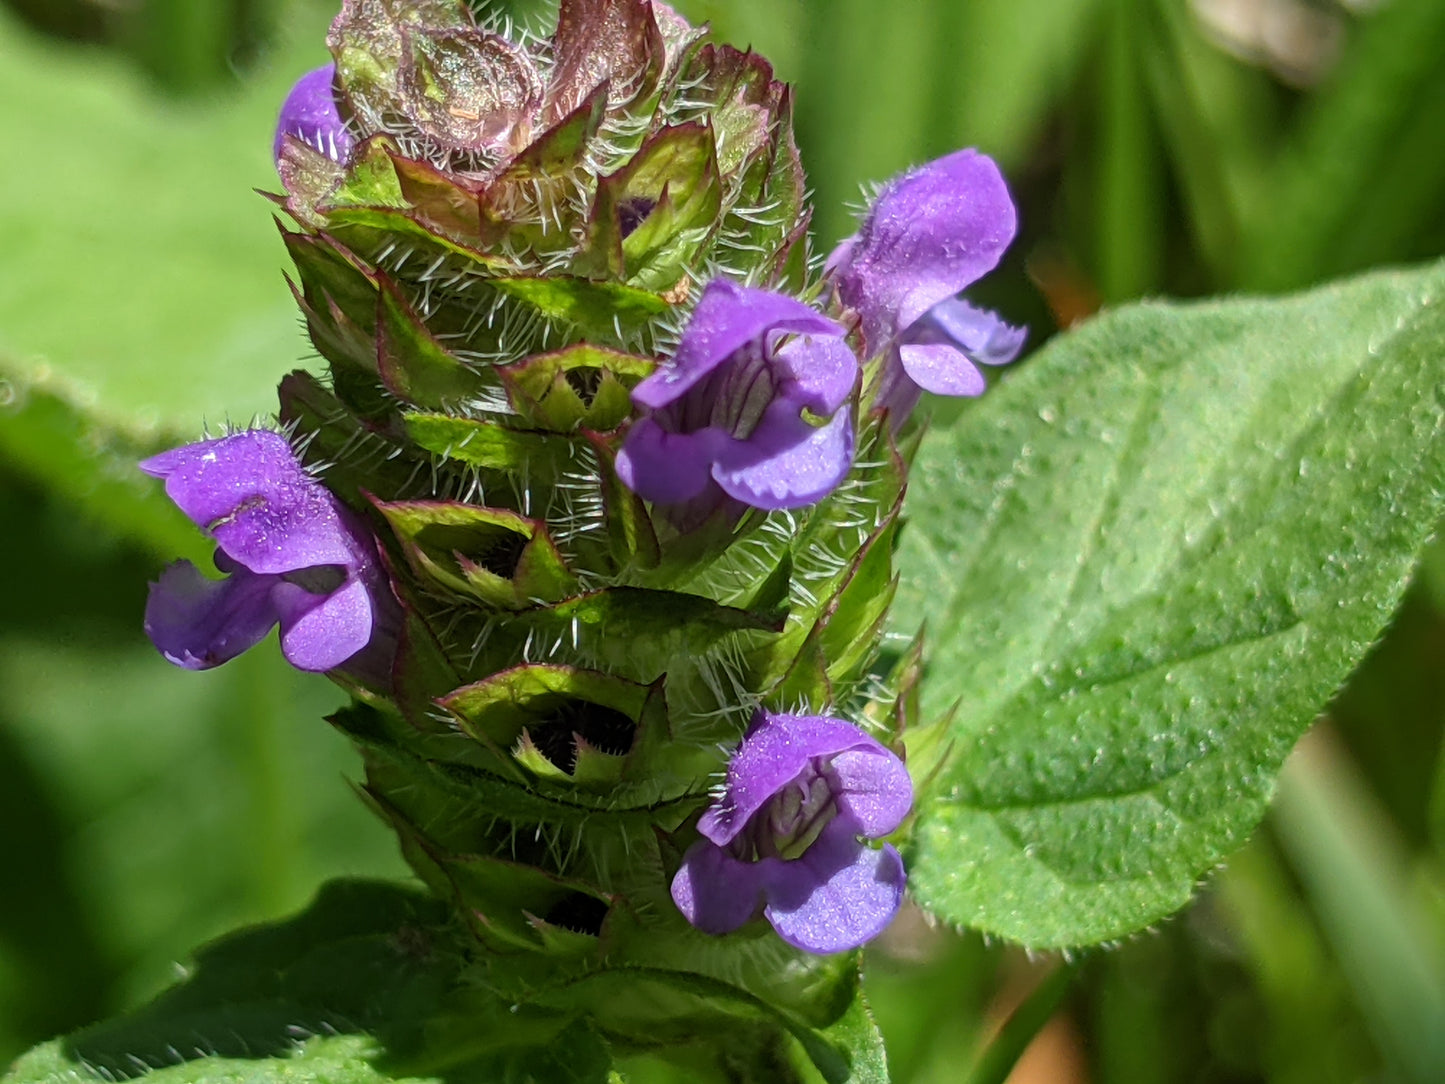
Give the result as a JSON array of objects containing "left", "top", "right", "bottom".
[
  {"left": 829, "top": 148, "right": 1025, "bottom": 420},
  {"left": 274, "top": 63, "right": 354, "bottom": 165},
  {"left": 615, "top": 279, "right": 859, "bottom": 513},
  {"left": 142, "top": 430, "right": 386, "bottom": 673},
  {"left": 671, "top": 709, "right": 912, "bottom": 954}
]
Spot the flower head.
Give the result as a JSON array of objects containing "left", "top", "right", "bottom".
[
  {"left": 830, "top": 148, "right": 1025, "bottom": 420},
  {"left": 274, "top": 63, "right": 354, "bottom": 165},
  {"left": 671, "top": 709, "right": 911, "bottom": 954},
  {"left": 142, "top": 430, "right": 387, "bottom": 673},
  {"left": 615, "top": 279, "right": 858, "bottom": 514}
]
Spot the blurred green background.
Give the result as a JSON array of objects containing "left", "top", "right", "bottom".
[{"left": 1, "top": 0, "right": 1443, "bottom": 1081}]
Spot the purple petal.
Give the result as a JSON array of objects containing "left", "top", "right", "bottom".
[
  {"left": 274, "top": 64, "right": 353, "bottom": 164},
  {"left": 914, "top": 298, "right": 1027, "bottom": 367},
  {"left": 828, "top": 748, "right": 913, "bottom": 837},
  {"left": 632, "top": 280, "right": 846, "bottom": 410},
  {"left": 897, "top": 344, "right": 986, "bottom": 397},
  {"left": 671, "top": 841, "right": 769, "bottom": 935},
  {"left": 273, "top": 576, "right": 375, "bottom": 672},
  {"left": 144, "top": 561, "right": 281, "bottom": 671},
  {"left": 711, "top": 404, "right": 854, "bottom": 511},
  {"left": 835, "top": 149, "right": 1017, "bottom": 346},
  {"left": 141, "top": 431, "right": 357, "bottom": 575},
  {"left": 772, "top": 334, "right": 859, "bottom": 417},
  {"left": 698, "top": 711, "right": 897, "bottom": 848},
  {"left": 614, "top": 418, "right": 723, "bottom": 505},
  {"left": 762, "top": 819, "right": 906, "bottom": 954}
]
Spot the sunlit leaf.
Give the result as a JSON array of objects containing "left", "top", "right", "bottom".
[{"left": 898, "top": 260, "right": 1445, "bottom": 946}]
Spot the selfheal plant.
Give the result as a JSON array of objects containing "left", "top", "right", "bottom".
[
  {"left": 142, "top": 429, "right": 389, "bottom": 673},
  {"left": 61, "top": 0, "right": 1441, "bottom": 1077},
  {"left": 671, "top": 709, "right": 911, "bottom": 954},
  {"left": 6, "top": 1, "right": 1444, "bottom": 1082},
  {"left": 3, "top": 1, "right": 1438, "bottom": 1083}
]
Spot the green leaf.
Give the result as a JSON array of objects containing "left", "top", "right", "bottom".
[
  {"left": 0, "top": 7, "right": 327, "bottom": 431},
  {"left": 546, "top": 964, "right": 883, "bottom": 1084},
  {"left": 0, "top": 359, "right": 202, "bottom": 561},
  {"left": 797, "top": 984, "right": 890, "bottom": 1084},
  {"left": 2, "top": 879, "right": 614, "bottom": 1084},
  {"left": 601, "top": 123, "right": 723, "bottom": 293},
  {"left": 376, "top": 278, "right": 496, "bottom": 408},
  {"left": 897, "top": 261, "right": 1445, "bottom": 947},
  {"left": 472, "top": 587, "right": 784, "bottom": 687}
]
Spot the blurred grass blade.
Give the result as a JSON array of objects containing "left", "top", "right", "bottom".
[
  {"left": 790, "top": 0, "right": 1102, "bottom": 245},
  {"left": 1243, "top": 0, "right": 1445, "bottom": 290},
  {"left": 940, "top": 0, "right": 1105, "bottom": 171},
  {"left": 1095, "top": 0, "right": 1164, "bottom": 301},
  {"left": 965, "top": 963, "right": 1079, "bottom": 1084},
  {"left": 798, "top": 0, "right": 956, "bottom": 244},
  {"left": 1274, "top": 732, "right": 1445, "bottom": 1084},
  {"left": 1141, "top": 0, "right": 1276, "bottom": 286},
  {"left": 1216, "top": 837, "right": 1373, "bottom": 1084}
]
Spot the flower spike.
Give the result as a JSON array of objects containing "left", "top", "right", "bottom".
[{"left": 146, "top": 0, "right": 967, "bottom": 1046}]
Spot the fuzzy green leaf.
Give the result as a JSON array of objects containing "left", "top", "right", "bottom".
[
  {"left": 897, "top": 261, "right": 1445, "bottom": 947},
  {"left": 473, "top": 587, "right": 784, "bottom": 687},
  {"left": 2, "top": 880, "right": 613, "bottom": 1084},
  {"left": 283, "top": 230, "right": 383, "bottom": 374},
  {"left": 279, "top": 373, "right": 420, "bottom": 506}
]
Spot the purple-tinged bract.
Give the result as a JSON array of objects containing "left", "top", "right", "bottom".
[
  {"left": 671, "top": 709, "right": 912, "bottom": 954},
  {"left": 274, "top": 63, "right": 354, "bottom": 165},
  {"left": 830, "top": 148, "right": 1025, "bottom": 420},
  {"left": 141, "top": 429, "right": 386, "bottom": 673},
  {"left": 615, "top": 278, "right": 858, "bottom": 514}
]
